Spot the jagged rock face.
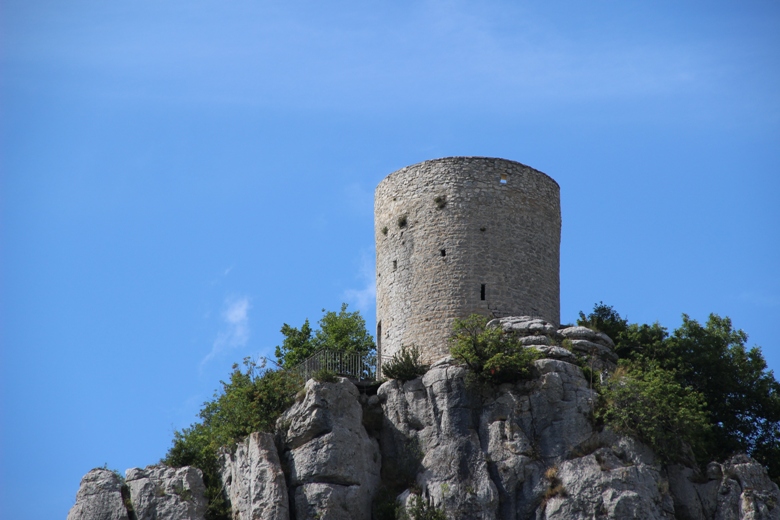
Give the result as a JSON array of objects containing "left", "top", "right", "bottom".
[
  {"left": 219, "top": 432, "right": 290, "bottom": 520},
  {"left": 68, "top": 318, "right": 780, "bottom": 520},
  {"left": 376, "top": 353, "right": 780, "bottom": 520},
  {"left": 125, "top": 465, "right": 207, "bottom": 520},
  {"left": 668, "top": 455, "right": 780, "bottom": 520},
  {"left": 378, "top": 357, "right": 607, "bottom": 520},
  {"left": 487, "top": 316, "right": 617, "bottom": 371},
  {"left": 276, "top": 377, "right": 381, "bottom": 520},
  {"left": 542, "top": 436, "right": 675, "bottom": 520},
  {"left": 67, "top": 468, "right": 129, "bottom": 520},
  {"left": 67, "top": 465, "right": 207, "bottom": 520}
]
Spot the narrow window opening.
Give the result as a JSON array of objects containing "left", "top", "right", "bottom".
[
  {"left": 500, "top": 174, "right": 508, "bottom": 184},
  {"left": 440, "top": 249, "right": 446, "bottom": 257},
  {"left": 480, "top": 284, "right": 486, "bottom": 300},
  {"left": 393, "top": 260, "right": 397, "bottom": 271}
]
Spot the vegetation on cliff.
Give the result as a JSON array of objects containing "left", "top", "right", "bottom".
[
  {"left": 161, "top": 301, "right": 779, "bottom": 519},
  {"left": 274, "top": 303, "right": 375, "bottom": 368},
  {"left": 163, "top": 358, "right": 300, "bottom": 520},
  {"left": 163, "top": 304, "right": 375, "bottom": 520},
  {"left": 381, "top": 345, "right": 430, "bottom": 382},
  {"left": 449, "top": 314, "right": 541, "bottom": 384},
  {"left": 580, "top": 303, "right": 780, "bottom": 478}
]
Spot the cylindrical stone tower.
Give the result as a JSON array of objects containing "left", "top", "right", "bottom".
[{"left": 374, "top": 156, "right": 561, "bottom": 367}]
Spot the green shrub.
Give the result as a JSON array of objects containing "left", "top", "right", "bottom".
[
  {"left": 434, "top": 195, "right": 446, "bottom": 209},
  {"left": 398, "top": 215, "right": 408, "bottom": 228},
  {"left": 403, "top": 495, "right": 446, "bottom": 520},
  {"left": 596, "top": 361, "right": 710, "bottom": 463},
  {"left": 313, "top": 368, "right": 338, "bottom": 383},
  {"left": 163, "top": 358, "right": 302, "bottom": 520},
  {"left": 382, "top": 346, "right": 429, "bottom": 381},
  {"left": 450, "top": 314, "right": 540, "bottom": 384}
]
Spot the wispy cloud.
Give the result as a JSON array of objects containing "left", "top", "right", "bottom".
[
  {"left": 209, "top": 265, "right": 235, "bottom": 286},
  {"left": 12, "top": 0, "right": 762, "bottom": 117},
  {"left": 344, "top": 249, "right": 376, "bottom": 316},
  {"left": 200, "top": 295, "right": 251, "bottom": 367}
]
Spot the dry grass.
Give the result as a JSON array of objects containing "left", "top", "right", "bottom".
[{"left": 542, "top": 465, "right": 568, "bottom": 504}]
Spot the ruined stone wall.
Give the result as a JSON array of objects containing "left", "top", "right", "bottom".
[{"left": 374, "top": 157, "right": 561, "bottom": 366}]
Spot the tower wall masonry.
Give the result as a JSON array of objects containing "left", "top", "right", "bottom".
[{"left": 374, "top": 156, "right": 561, "bottom": 366}]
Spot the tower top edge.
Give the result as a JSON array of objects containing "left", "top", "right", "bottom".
[{"left": 378, "top": 156, "right": 559, "bottom": 189}]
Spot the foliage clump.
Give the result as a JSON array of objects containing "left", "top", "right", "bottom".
[
  {"left": 450, "top": 314, "right": 540, "bottom": 384},
  {"left": 382, "top": 345, "right": 429, "bottom": 381},
  {"left": 163, "top": 358, "right": 301, "bottom": 520},
  {"left": 164, "top": 304, "right": 374, "bottom": 518},
  {"left": 275, "top": 303, "right": 375, "bottom": 369},
  {"left": 579, "top": 302, "right": 780, "bottom": 477},
  {"left": 312, "top": 368, "right": 338, "bottom": 383},
  {"left": 596, "top": 361, "right": 710, "bottom": 463},
  {"left": 402, "top": 495, "right": 447, "bottom": 520}
]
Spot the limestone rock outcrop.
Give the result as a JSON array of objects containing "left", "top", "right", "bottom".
[
  {"left": 69, "top": 319, "right": 780, "bottom": 520},
  {"left": 375, "top": 350, "right": 778, "bottom": 520},
  {"left": 377, "top": 356, "right": 607, "bottom": 519},
  {"left": 276, "top": 377, "right": 381, "bottom": 520},
  {"left": 668, "top": 454, "right": 780, "bottom": 520},
  {"left": 487, "top": 316, "right": 617, "bottom": 370},
  {"left": 125, "top": 465, "right": 207, "bottom": 520},
  {"left": 541, "top": 434, "right": 675, "bottom": 520},
  {"left": 67, "top": 465, "right": 207, "bottom": 520},
  {"left": 219, "top": 431, "right": 289, "bottom": 520},
  {"left": 67, "top": 468, "right": 129, "bottom": 520}
]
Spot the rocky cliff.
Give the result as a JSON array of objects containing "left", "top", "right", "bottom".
[{"left": 68, "top": 318, "right": 780, "bottom": 520}]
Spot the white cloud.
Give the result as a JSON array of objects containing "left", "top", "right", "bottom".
[
  {"left": 344, "top": 249, "right": 376, "bottom": 316},
  {"left": 200, "top": 295, "right": 251, "bottom": 367}
]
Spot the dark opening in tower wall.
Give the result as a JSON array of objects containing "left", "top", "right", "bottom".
[
  {"left": 500, "top": 173, "right": 508, "bottom": 184},
  {"left": 481, "top": 284, "right": 486, "bottom": 300},
  {"left": 440, "top": 249, "right": 446, "bottom": 257}
]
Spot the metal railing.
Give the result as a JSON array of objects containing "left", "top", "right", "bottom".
[{"left": 291, "top": 349, "right": 377, "bottom": 382}]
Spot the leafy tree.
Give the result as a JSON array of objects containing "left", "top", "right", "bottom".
[
  {"left": 274, "top": 303, "right": 375, "bottom": 368},
  {"left": 663, "top": 315, "right": 780, "bottom": 469},
  {"left": 163, "top": 358, "right": 301, "bottom": 520},
  {"left": 275, "top": 319, "right": 316, "bottom": 369},
  {"left": 450, "top": 314, "right": 540, "bottom": 384},
  {"left": 579, "top": 302, "right": 780, "bottom": 479},
  {"left": 597, "top": 360, "right": 710, "bottom": 463},
  {"left": 577, "top": 301, "right": 629, "bottom": 342}
]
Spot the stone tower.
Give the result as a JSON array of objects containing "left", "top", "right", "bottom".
[{"left": 374, "top": 156, "right": 561, "bottom": 367}]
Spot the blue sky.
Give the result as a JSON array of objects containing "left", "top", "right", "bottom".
[{"left": 1, "top": 1, "right": 778, "bottom": 518}]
